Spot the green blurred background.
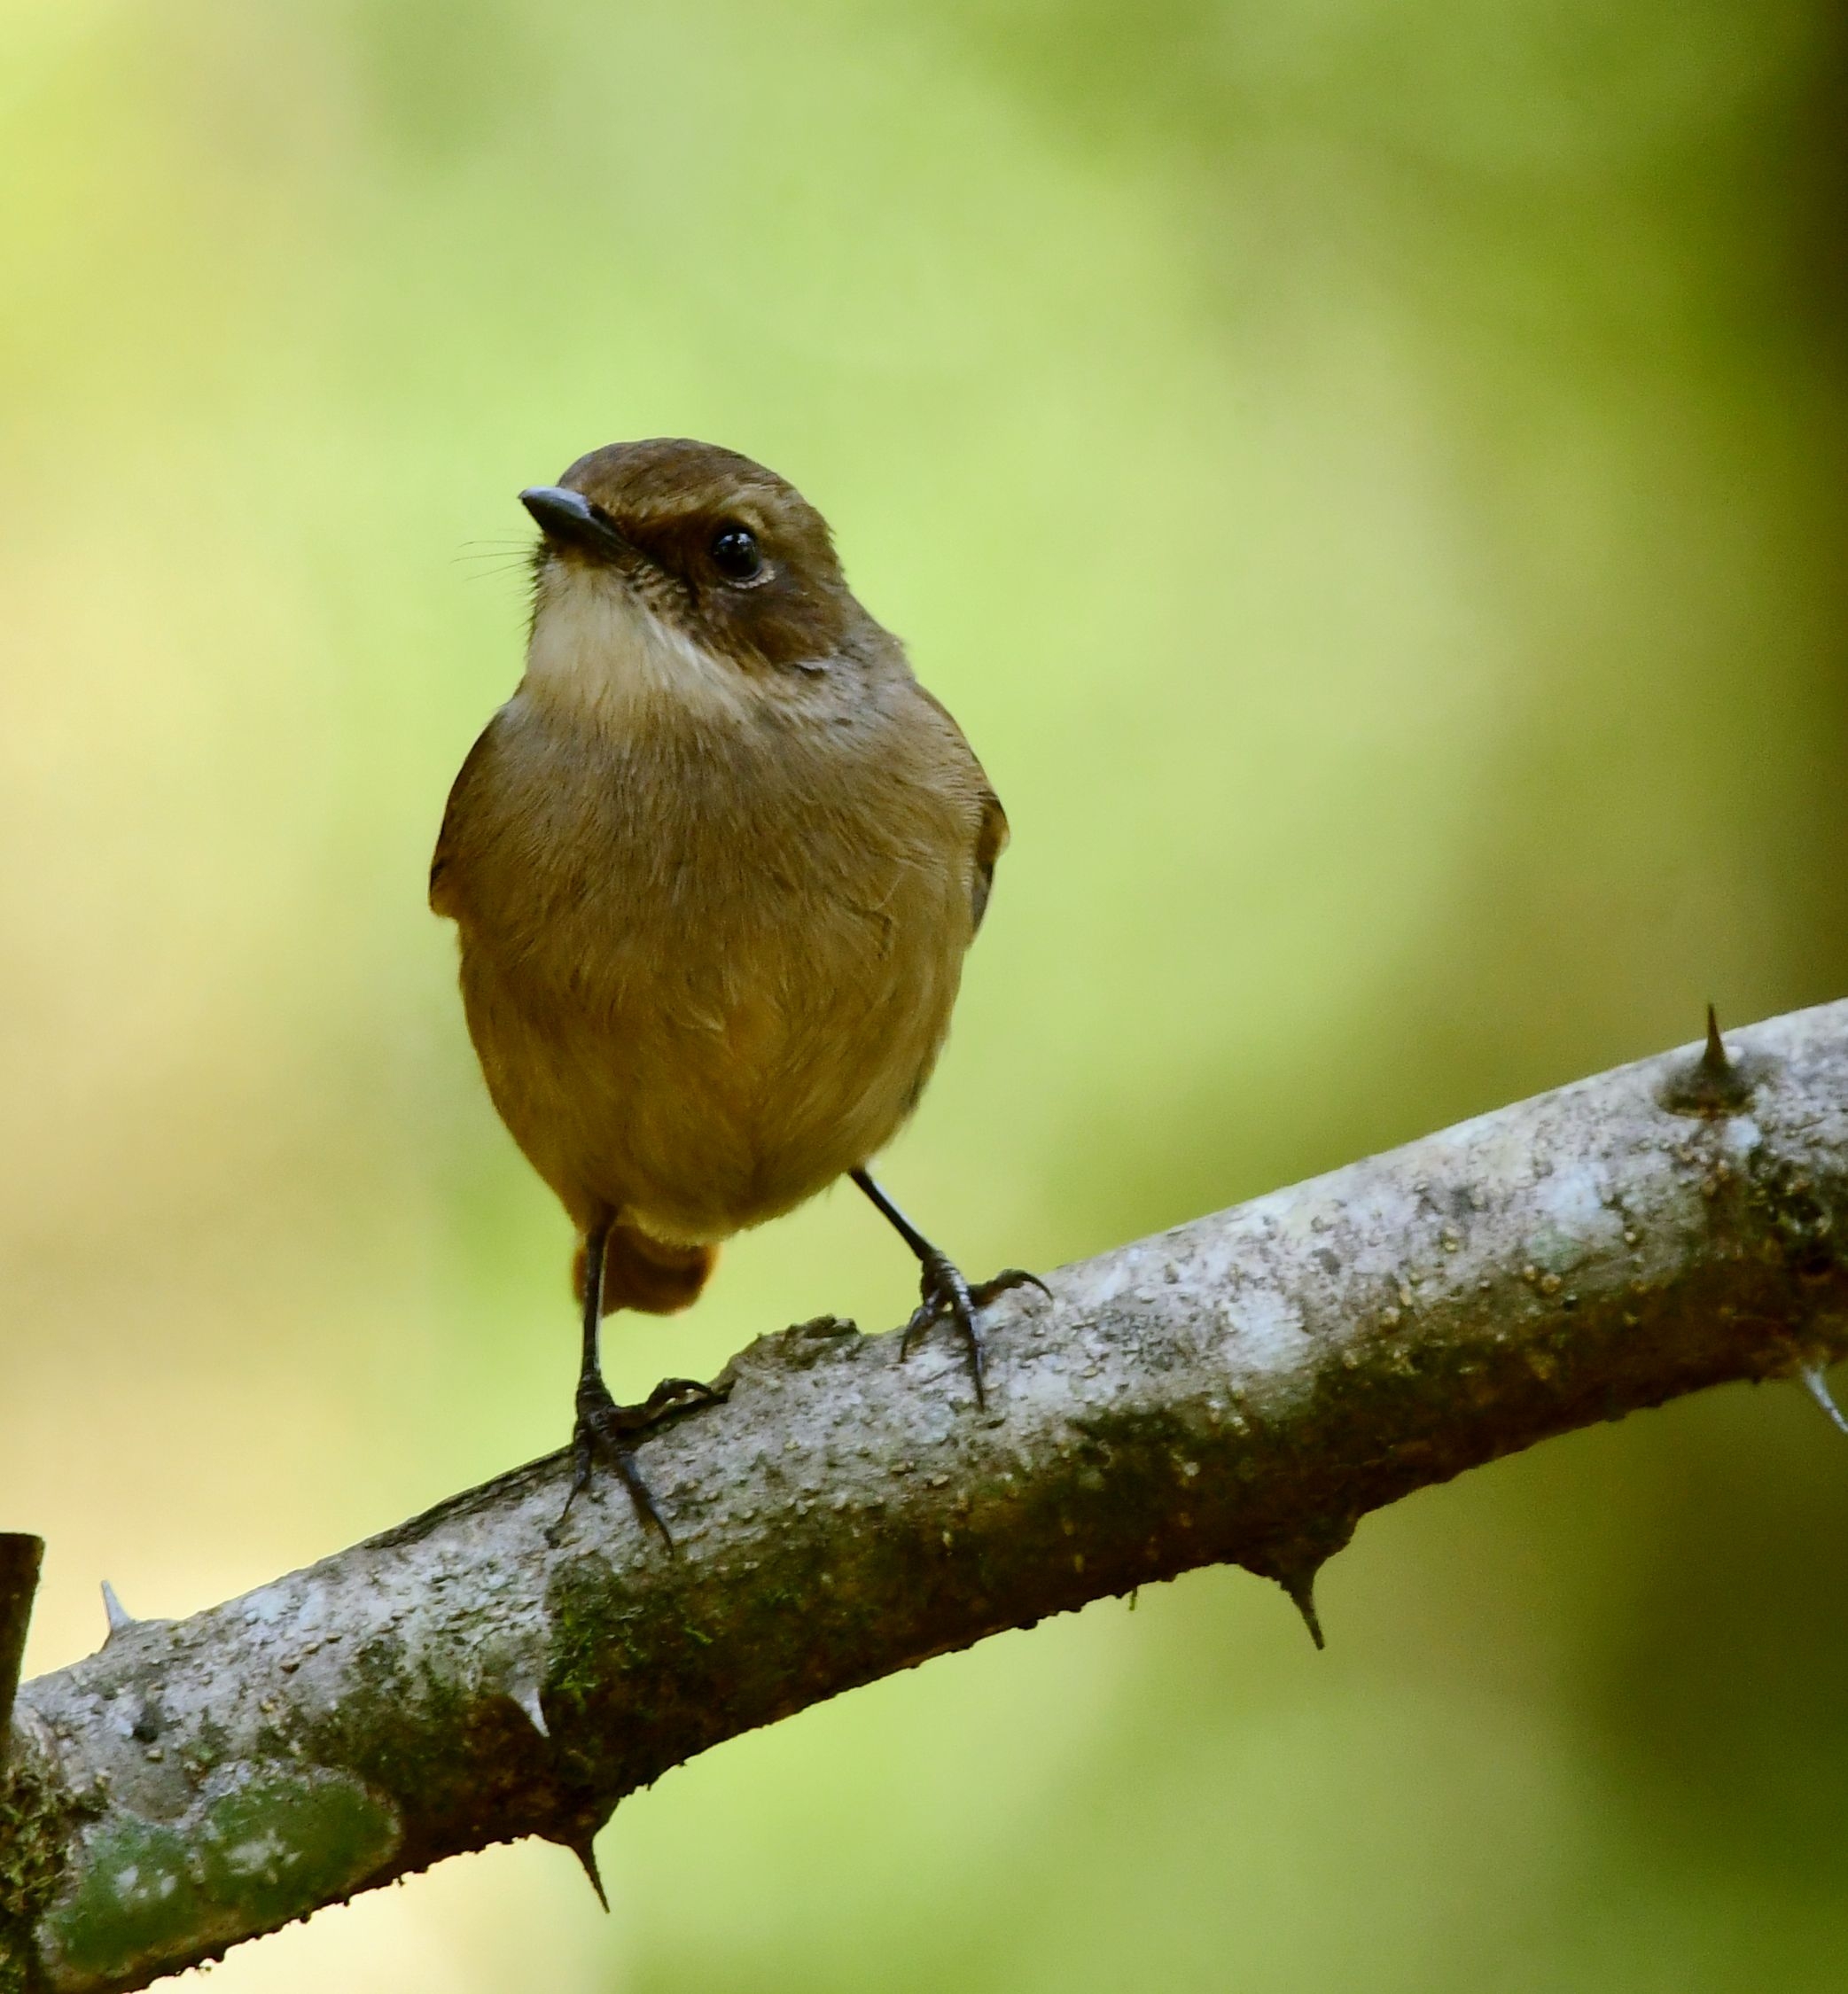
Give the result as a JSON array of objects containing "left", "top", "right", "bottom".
[{"left": 4, "top": 0, "right": 1848, "bottom": 1986}]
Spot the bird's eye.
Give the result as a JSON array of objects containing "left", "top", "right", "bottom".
[{"left": 710, "top": 525, "right": 765, "bottom": 583}]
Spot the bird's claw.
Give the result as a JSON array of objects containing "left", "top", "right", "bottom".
[
  {"left": 901, "top": 1255, "right": 1050, "bottom": 1408},
  {"left": 975, "top": 1267, "right": 1053, "bottom": 1306},
  {"left": 549, "top": 1375, "right": 730, "bottom": 1550}
]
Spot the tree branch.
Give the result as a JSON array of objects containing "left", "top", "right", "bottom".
[
  {"left": 6, "top": 1001, "right": 1848, "bottom": 1992},
  {"left": 0, "top": 1538, "right": 41, "bottom": 1756}
]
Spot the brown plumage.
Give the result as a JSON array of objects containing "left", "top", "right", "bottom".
[{"left": 432, "top": 439, "right": 1032, "bottom": 1539}]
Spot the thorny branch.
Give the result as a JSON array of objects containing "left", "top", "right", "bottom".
[{"left": 5, "top": 1001, "right": 1848, "bottom": 1993}]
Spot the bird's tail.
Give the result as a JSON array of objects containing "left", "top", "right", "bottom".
[{"left": 574, "top": 1222, "right": 717, "bottom": 1318}]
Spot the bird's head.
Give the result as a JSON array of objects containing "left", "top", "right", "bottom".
[{"left": 519, "top": 440, "right": 862, "bottom": 697}]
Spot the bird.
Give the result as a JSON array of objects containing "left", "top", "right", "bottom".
[{"left": 430, "top": 438, "right": 1042, "bottom": 1541}]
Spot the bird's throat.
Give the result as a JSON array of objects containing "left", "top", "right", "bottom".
[{"left": 524, "top": 571, "right": 751, "bottom": 728}]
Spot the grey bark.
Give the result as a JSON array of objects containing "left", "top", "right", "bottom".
[{"left": 4, "top": 1001, "right": 1847, "bottom": 1993}]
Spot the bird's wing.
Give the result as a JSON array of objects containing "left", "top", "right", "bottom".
[
  {"left": 427, "top": 720, "right": 501, "bottom": 919},
  {"left": 908, "top": 680, "right": 1010, "bottom": 939},
  {"left": 971, "top": 787, "right": 1009, "bottom": 936}
]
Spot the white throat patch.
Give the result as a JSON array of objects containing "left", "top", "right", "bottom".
[{"left": 522, "top": 567, "right": 747, "bottom": 725}]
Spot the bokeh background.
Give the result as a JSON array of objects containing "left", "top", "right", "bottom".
[{"left": 5, "top": 0, "right": 1848, "bottom": 1986}]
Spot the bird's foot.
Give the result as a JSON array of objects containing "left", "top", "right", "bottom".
[
  {"left": 901, "top": 1252, "right": 1050, "bottom": 1408},
  {"left": 549, "top": 1374, "right": 729, "bottom": 1551}
]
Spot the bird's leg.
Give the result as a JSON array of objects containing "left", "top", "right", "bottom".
[
  {"left": 550, "top": 1216, "right": 726, "bottom": 1551},
  {"left": 849, "top": 1168, "right": 1049, "bottom": 1408}
]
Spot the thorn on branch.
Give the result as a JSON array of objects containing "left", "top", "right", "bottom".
[
  {"left": 1801, "top": 1364, "right": 1848, "bottom": 1438},
  {"left": 1660, "top": 1002, "right": 1758, "bottom": 1117},
  {"left": 508, "top": 1680, "right": 550, "bottom": 1739},
  {"left": 100, "top": 1581, "right": 138, "bottom": 1642},
  {"left": 1279, "top": 1568, "right": 1326, "bottom": 1651},
  {"left": 1241, "top": 1529, "right": 1350, "bottom": 1652},
  {"left": 1703, "top": 1002, "right": 1729, "bottom": 1078},
  {"left": 556, "top": 1821, "right": 612, "bottom": 1912},
  {"left": 1, "top": 1532, "right": 44, "bottom": 1752}
]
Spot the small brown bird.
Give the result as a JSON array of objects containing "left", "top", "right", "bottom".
[{"left": 431, "top": 438, "right": 1041, "bottom": 1538}]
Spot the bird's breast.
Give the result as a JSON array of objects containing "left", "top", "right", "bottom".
[{"left": 451, "top": 685, "right": 973, "bottom": 1238}]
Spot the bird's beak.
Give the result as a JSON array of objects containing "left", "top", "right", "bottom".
[{"left": 519, "top": 486, "right": 629, "bottom": 562}]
